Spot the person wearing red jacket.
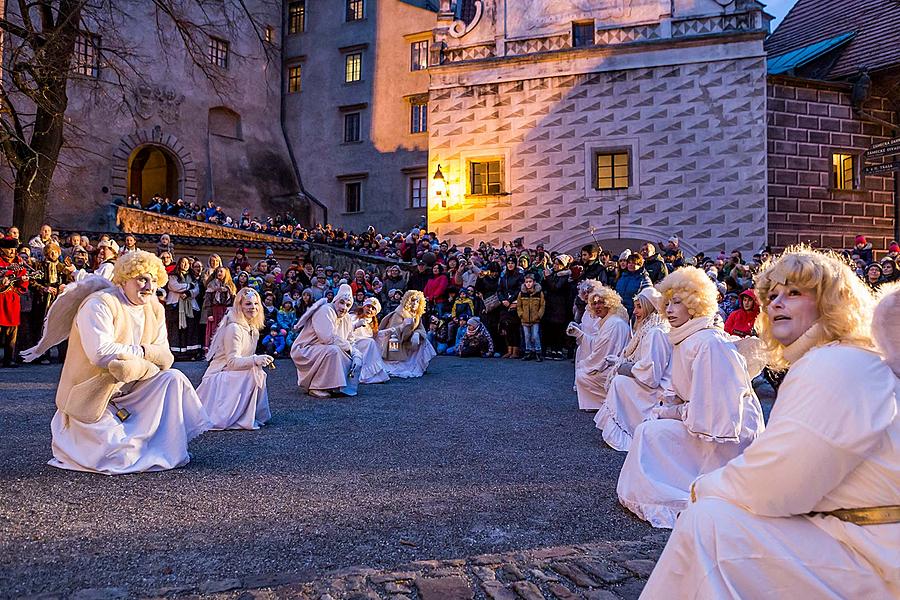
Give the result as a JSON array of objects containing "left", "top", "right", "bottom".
[
  {"left": 0, "top": 237, "right": 29, "bottom": 367},
  {"left": 724, "top": 289, "right": 759, "bottom": 338},
  {"left": 423, "top": 264, "right": 449, "bottom": 315}
]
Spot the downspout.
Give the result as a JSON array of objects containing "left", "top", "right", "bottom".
[{"left": 278, "top": 13, "right": 328, "bottom": 226}]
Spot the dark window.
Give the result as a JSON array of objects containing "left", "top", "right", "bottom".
[
  {"left": 345, "top": 53, "right": 362, "bottom": 82},
  {"left": 410, "top": 176, "right": 427, "bottom": 208},
  {"left": 410, "top": 40, "right": 428, "bottom": 71},
  {"left": 832, "top": 152, "right": 859, "bottom": 190},
  {"left": 572, "top": 21, "right": 594, "bottom": 47},
  {"left": 344, "top": 112, "right": 361, "bottom": 143},
  {"left": 595, "top": 151, "right": 630, "bottom": 190},
  {"left": 208, "top": 37, "right": 229, "bottom": 68},
  {"left": 411, "top": 102, "right": 427, "bottom": 133},
  {"left": 288, "top": 1, "right": 306, "bottom": 33},
  {"left": 73, "top": 32, "right": 100, "bottom": 77},
  {"left": 288, "top": 65, "right": 302, "bottom": 93},
  {"left": 345, "top": 181, "right": 362, "bottom": 213},
  {"left": 346, "top": 0, "right": 364, "bottom": 21},
  {"left": 469, "top": 160, "right": 503, "bottom": 195}
]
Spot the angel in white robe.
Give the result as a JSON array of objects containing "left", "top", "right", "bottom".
[
  {"left": 643, "top": 249, "right": 899, "bottom": 598},
  {"left": 569, "top": 286, "right": 631, "bottom": 410},
  {"left": 380, "top": 290, "right": 436, "bottom": 378},
  {"left": 573, "top": 279, "right": 604, "bottom": 386},
  {"left": 290, "top": 283, "right": 358, "bottom": 397},
  {"left": 595, "top": 286, "right": 672, "bottom": 451},
  {"left": 23, "top": 251, "right": 210, "bottom": 475},
  {"left": 197, "top": 287, "right": 273, "bottom": 430},
  {"left": 349, "top": 297, "right": 389, "bottom": 384},
  {"left": 617, "top": 267, "right": 764, "bottom": 528}
]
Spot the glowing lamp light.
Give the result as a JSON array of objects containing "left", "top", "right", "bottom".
[
  {"left": 433, "top": 163, "right": 447, "bottom": 207},
  {"left": 388, "top": 332, "right": 400, "bottom": 353}
]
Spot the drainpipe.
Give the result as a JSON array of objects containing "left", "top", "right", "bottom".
[{"left": 278, "top": 16, "right": 328, "bottom": 226}]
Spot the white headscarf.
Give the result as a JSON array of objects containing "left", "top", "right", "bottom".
[
  {"left": 334, "top": 283, "right": 353, "bottom": 304},
  {"left": 363, "top": 296, "right": 381, "bottom": 314}
]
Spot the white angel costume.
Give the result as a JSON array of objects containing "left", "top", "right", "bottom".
[
  {"left": 617, "top": 316, "right": 764, "bottom": 528},
  {"left": 197, "top": 309, "right": 271, "bottom": 430},
  {"left": 595, "top": 311, "right": 672, "bottom": 451},
  {"left": 290, "top": 285, "right": 355, "bottom": 394},
  {"left": 349, "top": 298, "right": 389, "bottom": 384},
  {"left": 380, "top": 291, "right": 436, "bottom": 378},
  {"left": 572, "top": 308, "right": 631, "bottom": 410},
  {"left": 24, "top": 276, "right": 210, "bottom": 474}
]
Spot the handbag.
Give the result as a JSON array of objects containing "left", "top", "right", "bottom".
[{"left": 483, "top": 293, "right": 501, "bottom": 313}]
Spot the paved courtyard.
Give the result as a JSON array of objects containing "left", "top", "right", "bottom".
[{"left": 0, "top": 357, "right": 666, "bottom": 599}]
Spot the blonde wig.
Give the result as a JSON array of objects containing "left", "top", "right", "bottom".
[
  {"left": 400, "top": 289, "right": 427, "bottom": 322},
  {"left": 633, "top": 294, "right": 658, "bottom": 321},
  {"left": 577, "top": 278, "right": 603, "bottom": 300},
  {"left": 205, "top": 287, "right": 264, "bottom": 361},
  {"left": 656, "top": 266, "right": 719, "bottom": 318},
  {"left": 754, "top": 246, "right": 874, "bottom": 368},
  {"left": 112, "top": 249, "right": 168, "bottom": 287},
  {"left": 586, "top": 286, "right": 625, "bottom": 318}
]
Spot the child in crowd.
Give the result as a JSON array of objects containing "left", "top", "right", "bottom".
[
  {"left": 457, "top": 316, "right": 494, "bottom": 357},
  {"left": 516, "top": 272, "right": 545, "bottom": 361},
  {"left": 262, "top": 326, "right": 287, "bottom": 357},
  {"left": 446, "top": 315, "right": 468, "bottom": 355},
  {"left": 262, "top": 293, "right": 277, "bottom": 329},
  {"left": 452, "top": 288, "right": 475, "bottom": 319},
  {"left": 277, "top": 300, "right": 298, "bottom": 334},
  {"left": 427, "top": 315, "right": 449, "bottom": 355}
]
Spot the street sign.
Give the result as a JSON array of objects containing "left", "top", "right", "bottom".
[
  {"left": 863, "top": 162, "right": 900, "bottom": 176},
  {"left": 865, "top": 137, "right": 900, "bottom": 160}
]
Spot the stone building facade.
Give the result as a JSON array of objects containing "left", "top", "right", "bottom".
[{"left": 426, "top": 0, "right": 772, "bottom": 255}]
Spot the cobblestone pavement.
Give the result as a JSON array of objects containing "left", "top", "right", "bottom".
[{"left": 0, "top": 356, "right": 665, "bottom": 599}]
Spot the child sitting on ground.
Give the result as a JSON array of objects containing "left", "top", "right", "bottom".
[{"left": 262, "top": 326, "right": 287, "bottom": 356}]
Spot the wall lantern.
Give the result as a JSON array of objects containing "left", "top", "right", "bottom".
[{"left": 433, "top": 163, "right": 447, "bottom": 207}]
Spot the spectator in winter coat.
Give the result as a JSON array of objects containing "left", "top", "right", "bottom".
[
  {"left": 457, "top": 317, "right": 494, "bottom": 357},
  {"left": 851, "top": 235, "right": 874, "bottom": 264},
  {"left": 406, "top": 260, "right": 431, "bottom": 291},
  {"left": 446, "top": 315, "right": 469, "bottom": 355},
  {"left": 615, "top": 254, "right": 653, "bottom": 318},
  {"left": 382, "top": 264, "right": 406, "bottom": 295},
  {"left": 541, "top": 254, "right": 575, "bottom": 359},
  {"left": 262, "top": 326, "right": 287, "bottom": 356},
  {"left": 516, "top": 273, "right": 545, "bottom": 361},
  {"left": 423, "top": 264, "right": 450, "bottom": 314},
  {"left": 497, "top": 258, "right": 524, "bottom": 358},
  {"left": 580, "top": 244, "right": 605, "bottom": 281},
  {"left": 276, "top": 300, "right": 298, "bottom": 332},
  {"left": 723, "top": 289, "right": 759, "bottom": 338},
  {"left": 640, "top": 243, "right": 668, "bottom": 284},
  {"left": 452, "top": 288, "right": 476, "bottom": 318}
]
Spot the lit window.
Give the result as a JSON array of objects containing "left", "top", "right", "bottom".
[
  {"left": 345, "top": 181, "right": 362, "bottom": 213},
  {"left": 410, "top": 40, "right": 428, "bottom": 71},
  {"left": 410, "top": 177, "right": 427, "bottom": 208},
  {"left": 288, "top": 1, "right": 306, "bottom": 34},
  {"left": 572, "top": 21, "right": 594, "bottom": 47},
  {"left": 264, "top": 26, "right": 274, "bottom": 43},
  {"left": 346, "top": 0, "right": 364, "bottom": 21},
  {"left": 288, "top": 65, "right": 302, "bottom": 93},
  {"left": 832, "top": 153, "right": 858, "bottom": 190},
  {"left": 345, "top": 53, "right": 362, "bottom": 82},
  {"left": 411, "top": 101, "right": 427, "bottom": 134},
  {"left": 73, "top": 32, "right": 100, "bottom": 77},
  {"left": 469, "top": 159, "right": 503, "bottom": 195},
  {"left": 344, "top": 112, "right": 361, "bottom": 143},
  {"left": 595, "top": 151, "right": 630, "bottom": 190},
  {"left": 208, "top": 37, "right": 229, "bottom": 68}
]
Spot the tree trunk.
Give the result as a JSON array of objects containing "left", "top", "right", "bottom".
[{"left": 13, "top": 153, "right": 56, "bottom": 237}]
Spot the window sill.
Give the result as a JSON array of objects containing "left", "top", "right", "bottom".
[
  {"left": 465, "top": 193, "right": 511, "bottom": 198},
  {"left": 343, "top": 211, "right": 364, "bottom": 215},
  {"left": 341, "top": 140, "right": 364, "bottom": 146},
  {"left": 829, "top": 188, "right": 867, "bottom": 195},
  {"left": 342, "top": 81, "right": 364, "bottom": 86}
]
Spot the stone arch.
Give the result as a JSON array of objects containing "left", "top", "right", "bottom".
[
  {"left": 554, "top": 225, "right": 700, "bottom": 257},
  {"left": 111, "top": 128, "right": 197, "bottom": 204},
  {"left": 208, "top": 106, "right": 242, "bottom": 139}
]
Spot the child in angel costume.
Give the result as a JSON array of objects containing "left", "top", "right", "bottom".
[
  {"left": 379, "top": 290, "right": 436, "bottom": 378},
  {"left": 349, "top": 296, "right": 390, "bottom": 384}
]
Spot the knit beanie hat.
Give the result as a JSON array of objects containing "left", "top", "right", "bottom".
[{"left": 855, "top": 235, "right": 867, "bottom": 245}]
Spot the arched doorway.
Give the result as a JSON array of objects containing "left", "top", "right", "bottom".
[{"left": 127, "top": 145, "right": 180, "bottom": 205}]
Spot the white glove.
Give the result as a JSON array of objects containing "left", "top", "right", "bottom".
[
  {"left": 410, "top": 331, "right": 421, "bottom": 346},
  {"left": 603, "top": 355, "right": 618, "bottom": 368},
  {"left": 254, "top": 354, "right": 275, "bottom": 368},
  {"left": 566, "top": 322, "right": 582, "bottom": 338}
]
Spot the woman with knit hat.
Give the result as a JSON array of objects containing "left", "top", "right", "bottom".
[
  {"left": 594, "top": 286, "right": 672, "bottom": 451},
  {"left": 542, "top": 254, "right": 575, "bottom": 359},
  {"left": 570, "top": 287, "right": 631, "bottom": 411},
  {"left": 349, "top": 297, "right": 390, "bottom": 384},
  {"left": 642, "top": 247, "right": 899, "bottom": 598},
  {"left": 616, "top": 266, "right": 764, "bottom": 528}
]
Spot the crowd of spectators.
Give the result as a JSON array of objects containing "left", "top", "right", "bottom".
[{"left": 1, "top": 220, "right": 898, "bottom": 368}]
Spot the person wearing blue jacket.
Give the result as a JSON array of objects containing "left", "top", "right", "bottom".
[{"left": 615, "top": 253, "right": 652, "bottom": 318}]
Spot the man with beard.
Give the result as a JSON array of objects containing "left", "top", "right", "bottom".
[{"left": 0, "top": 238, "right": 29, "bottom": 367}]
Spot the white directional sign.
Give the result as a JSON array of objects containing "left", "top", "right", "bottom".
[
  {"left": 863, "top": 162, "right": 900, "bottom": 176},
  {"left": 865, "top": 137, "right": 900, "bottom": 160}
]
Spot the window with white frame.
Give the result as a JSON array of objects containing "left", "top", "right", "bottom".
[
  {"left": 411, "top": 101, "right": 427, "bottom": 134},
  {"left": 410, "top": 176, "right": 427, "bottom": 208},
  {"left": 410, "top": 40, "right": 428, "bottom": 71},
  {"left": 832, "top": 152, "right": 860, "bottom": 190},
  {"left": 345, "top": 52, "right": 362, "bottom": 82}
]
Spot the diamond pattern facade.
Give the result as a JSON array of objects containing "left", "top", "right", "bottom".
[{"left": 428, "top": 57, "right": 769, "bottom": 253}]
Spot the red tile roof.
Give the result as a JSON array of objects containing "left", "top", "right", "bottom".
[{"left": 765, "top": 0, "right": 900, "bottom": 79}]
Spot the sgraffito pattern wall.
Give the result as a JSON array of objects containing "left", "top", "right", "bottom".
[{"left": 428, "top": 57, "right": 769, "bottom": 253}]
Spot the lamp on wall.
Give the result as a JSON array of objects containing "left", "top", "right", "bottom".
[{"left": 433, "top": 163, "right": 447, "bottom": 207}]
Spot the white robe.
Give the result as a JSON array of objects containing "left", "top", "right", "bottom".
[
  {"left": 617, "top": 327, "right": 764, "bottom": 528},
  {"left": 349, "top": 317, "right": 389, "bottom": 384},
  {"left": 574, "top": 312, "right": 599, "bottom": 369},
  {"left": 573, "top": 314, "right": 631, "bottom": 410},
  {"left": 290, "top": 303, "right": 353, "bottom": 392},
  {"left": 197, "top": 322, "right": 271, "bottom": 430},
  {"left": 595, "top": 325, "right": 672, "bottom": 451},
  {"left": 642, "top": 344, "right": 899, "bottom": 598},
  {"left": 49, "top": 290, "right": 210, "bottom": 474}
]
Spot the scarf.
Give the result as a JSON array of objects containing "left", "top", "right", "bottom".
[
  {"left": 668, "top": 315, "right": 718, "bottom": 346},
  {"left": 782, "top": 321, "right": 824, "bottom": 365},
  {"left": 176, "top": 273, "right": 195, "bottom": 330},
  {"left": 623, "top": 312, "right": 668, "bottom": 360}
]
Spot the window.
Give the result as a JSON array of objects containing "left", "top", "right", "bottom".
[
  {"left": 73, "top": 32, "right": 100, "bottom": 77},
  {"left": 469, "top": 159, "right": 503, "bottom": 195},
  {"left": 264, "top": 25, "right": 274, "bottom": 43},
  {"left": 345, "top": 53, "right": 362, "bottom": 82},
  {"left": 595, "top": 151, "right": 630, "bottom": 190},
  {"left": 832, "top": 152, "right": 858, "bottom": 190},
  {"left": 346, "top": 0, "right": 364, "bottom": 21},
  {"left": 208, "top": 37, "right": 229, "bottom": 68},
  {"left": 411, "top": 101, "right": 427, "bottom": 134},
  {"left": 344, "top": 112, "right": 361, "bottom": 143},
  {"left": 288, "top": 65, "right": 302, "bottom": 93},
  {"left": 410, "top": 40, "right": 428, "bottom": 71},
  {"left": 345, "top": 181, "right": 362, "bottom": 213},
  {"left": 572, "top": 21, "right": 595, "bottom": 48},
  {"left": 288, "top": 1, "right": 306, "bottom": 34},
  {"left": 410, "top": 176, "right": 427, "bottom": 209}
]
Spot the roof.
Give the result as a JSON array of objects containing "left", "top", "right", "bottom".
[
  {"left": 397, "top": 0, "right": 440, "bottom": 12},
  {"left": 767, "top": 31, "right": 855, "bottom": 75},
  {"left": 765, "top": 0, "right": 900, "bottom": 79}
]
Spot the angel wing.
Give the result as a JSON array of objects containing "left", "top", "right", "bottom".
[{"left": 873, "top": 281, "right": 900, "bottom": 378}]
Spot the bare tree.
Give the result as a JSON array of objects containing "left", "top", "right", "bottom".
[{"left": 0, "top": 0, "right": 276, "bottom": 234}]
